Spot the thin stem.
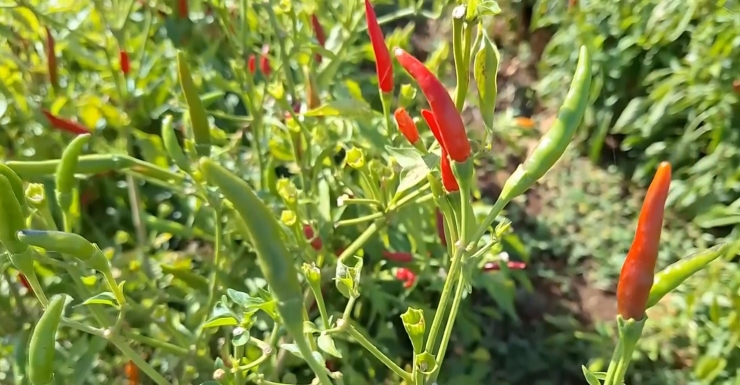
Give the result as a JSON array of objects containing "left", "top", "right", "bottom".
[
  {"left": 313, "top": 286, "right": 331, "bottom": 330},
  {"left": 335, "top": 213, "right": 383, "bottom": 227},
  {"left": 424, "top": 249, "right": 462, "bottom": 353},
  {"left": 109, "top": 334, "right": 173, "bottom": 385},
  {"left": 427, "top": 272, "right": 465, "bottom": 384},
  {"left": 346, "top": 325, "right": 413, "bottom": 383},
  {"left": 337, "top": 221, "right": 382, "bottom": 261},
  {"left": 342, "top": 295, "right": 358, "bottom": 322},
  {"left": 468, "top": 197, "right": 508, "bottom": 251},
  {"left": 603, "top": 339, "right": 624, "bottom": 385},
  {"left": 126, "top": 173, "right": 152, "bottom": 278},
  {"left": 234, "top": 343, "right": 246, "bottom": 385},
  {"left": 128, "top": 332, "right": 189, "bottom": 356}
]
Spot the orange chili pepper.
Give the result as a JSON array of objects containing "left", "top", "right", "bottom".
[
  {"left": 393, "top": 107, "right": 420, "bottom": 145},
  {"left": 41, "top": 110, "right": 92, "bottom": 135},
  {"left": 617, "top": 162, "right": 672, "bottom": 321},
  {"left": 125, "top": 360, "right": 139, "bottom": 385}
]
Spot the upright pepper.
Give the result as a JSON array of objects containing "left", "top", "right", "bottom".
[
  {"left": 41, "top": 110, "right": 91, "bottom": 135},
  {"left": 259, "top": 45, "right": 272, "bottom": 76},
  {"left": 311, "top": 14, "right": 326, "bottom": 63},
  {"left": 395, "top": 48, "right": 470, "bottom": 162},
  {"left": 45, "top": 27, "right": 58, "bottom": 91},
  {"left": 498, "top": 46, "right": 591, "bottom": 201},
  {"left": 199, "top": 159, "right": 332, "bottom": 385},
  {"left": 119, "top": 49, "right": 130, "bottom": 76},
  {"left": 56, "top": 134, "right": 91, "bottom": 232},
  {"left": 394, "top": 107, "right": 420, "bottom": 145},
  {"left": 617, "top": 162, "right": 672, "bottom": 321},
  {"left": 28, "top": 294, "right": 69, "bottom": 385},
  {"left": 177, "top": 0, "right": 188, "bottom": 18},
  {"left": 364, "top": 0, "right": 393, "bottom": 93},
  {"left": 176, "top": 50, "right": 211, "bottom": 156},
  {"left": 247, "top": 55, "right": 257, "bottom": 74}
]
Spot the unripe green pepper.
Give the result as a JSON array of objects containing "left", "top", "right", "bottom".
[
  {"left": 29, "top": 294, "right": 69, "bottom": 385},
  {"left": 161, "top": 115, "right": 190, "bottom": 172},
  {"left": 17, "top": 230, "right": 96, "bottom": 259},
  {"left": 177, "top": 51, "right": 211, "bottom": 156},
  {"left": 199, "top": 159, "right": 332, "bottom": 385},
  {"left": 56, "top": 134, "right": 91, "bottom": 232},
  {"left": 0, "top": 163, "right": 28, "bottom": 214}
]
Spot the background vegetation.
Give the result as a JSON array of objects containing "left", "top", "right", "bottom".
[{"left": 0, "top": 0, "right": 738, "bottom": 384}]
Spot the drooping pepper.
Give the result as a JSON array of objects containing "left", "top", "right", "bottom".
[
  {"left": 311, "top": 14, "right": 326, "bottom": 63},
  {"left": 41, "top": 110, "right": 91, "bottom": 135},
  {"left": 364, "top": 0, "right": 393, "bottom": 93},
  {"left": 177, "top": 0, "right": 188, "bottom": 19},
  {"left": 395, "top": 48, "right": 470, "bottom": 162},
  {"left": 396, "top": 267, "right": 417, "bottom": 288},
  {"left": 394, "top": 107, "right": 420, "bottom": 145},
  {"left": 28, "top": 294, "right": 69, "bottom": 385},
  {"left": 439, "top": 149, "right": 459, "bottom": 193},
  {"left": 303, "top": 224, "right": 323, "bottom": 251},
  {"left": 45, "top": 27, "right": 58, "bottom": 91},
  {"left": 617, "top": 161, "right": 672, "bottom": 321}
]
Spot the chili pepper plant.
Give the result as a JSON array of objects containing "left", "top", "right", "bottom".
[{"left": 0, "top": 1, "right": 734, "bottom": 385}]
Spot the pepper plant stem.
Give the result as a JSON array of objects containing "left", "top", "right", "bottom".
[
  {"left": 427, "top": 272, "right": 466, "bottom": 384},
  {"left": 346, "top": 325, "right": 413, "bottom": 383},
  {"left": 424, "top": 248, "right": 463, "bottom": 353}
]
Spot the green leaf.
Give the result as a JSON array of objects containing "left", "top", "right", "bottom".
[
  {"left": 231, "top": 327, "right": 250, "bottom": 347},
  {"left": 303, "top": 99, "right": 374, "bottom": 118},
  {"left": 303, "top": 321, "right": 321, "bottom": 334},
  {"left": 203, "top": 316, "right": 239, "bottom": 329},
  {"left": 81, "top": 292, "right": 119, "bottom": 309},
  {"left": 582, "top": 366, "right": 601, "bottom": 385},
  {"left": 317, "top": 333, "right": 343, "bottom": 358},
  {"left": 477, "top": 0, "right": 502, "bottom": 16}
]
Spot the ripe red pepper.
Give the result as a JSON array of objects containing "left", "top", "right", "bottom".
[
  {"left": 177, "top": 0, "right": 188, "bottom": 18},
  {"left": 311, "top": 14, "right": 326, "bottom": 63},
  {"left": 421, "top": 109, "right": 443, "bottom": 144},
  {"left": 248, "top": 55, "right": 257, "bottom": 74},
  {"left": 260, "top": 45, "right": 271, "bottom": 76},
  {"left": 382, "top": 251, "right": 413, "bottom": 263},
  {"left": 364, "top": 0, "right": 393, "bottom": 93},
  {"left": 617, "top": 162, "right": 672, "bottom": 321},
  {"left": 482, "top": 261, "right": 527, "bottom": 272},
  {"left": 440, "top": 149, "right": 459, "bottom": 192},
  {"left": 303, "top": 225, "right": 323, "bottom": 251},
  {"left": 396, "top": 267, "right": 416, "bottom": 288},
  {"left": 41, "top": 110, "right": 92, "bottom": 135},
  {"left": 393, "top": 108, "right": 420, "bottom": 145},
  {"left": 436, "top": 209, "right": 446, "bottom": 246},
  {"left": 395, "top": 48, "right": 470, "bottom": 162},
  {"left": 45, "top": 27, "right": 58, "bottom": 90},
  {"left": 18, "top": 273, "right": 31, "bottom": 291},
  {"left": 119, "top": 50, "right": 130, "bottom": 76}
]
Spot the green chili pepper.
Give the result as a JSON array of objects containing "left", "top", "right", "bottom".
[
  {"left": 160, "top": 263, "right": 209, "bottom": 293},
  {"left": 55, "top": 134, "right": 91, "bottom": 232},
  {"left": 177, "top": 51, "right": 211, "bottom": 156},
  {"left": 646, "top": 243, "right": 730, "bottom": 309},
  {"left": 55, "top": 134, "right": 91, "bottom": 195},
  {"left": 28, "top": 294, "right": 69, "bottom": 385},
  {"left": 17, "top": 230, "right": 125, "bottom": 305},
  {"left": 7, "top": 155, "right": 184, "bottom": 183},
  {"left": 17, "top": 230, "right": 96, "bottom": 259},
  {"left": 499, "top": 45, "right": 592, "bottom": 201},
  {"left": 161, "top": 115, "right": 190, "bottom": 172},
  {"left": 198, "top": 159, "right": 332, "bottom": 385},
  {"left": 0, "top": 175, "right": 29, "bottom": 255},
  {"left": 473, "top": 26, "right": 500, "bottom": 132},
  {"left": 0, "top": 164, "right": 27, "bottom": 212}
]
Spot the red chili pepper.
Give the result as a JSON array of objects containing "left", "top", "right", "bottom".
[
  {"left": 421, "top": 109, "right": 443, "bottom": 145},
  {"left": 394, "top": 48, "right": 470, "bottom": 162},
  {"left": 45, "top": 27, "right": 58, "bottom": 90},
  {"left": 482, "top": 261, "right": 527, "bottom": 272},
  {"left": 248, "top": 55, "right": 257, "bottom": 74},
  {"left": 303, "top": 225, "right": 323, "bottom": 251},
  {"left": 177, "top": 0, "right": 188, "bottom": 18},
  {"left": 436, "top": 209, "right": 446, "bottom": 246},
  {"left": 311, "top": 14, "right": 326, "bottom": 63},
  {"left": 393, "top": 108, "right": 420, "bottom": 145},
  {"left": 440, "top": 149, "right": 459, "bottom": 192},
  {"left": 382, "top": 251, "right": 413, "bottom": 263},
  {"left": 617, "top": 161, "right": 672, "bottom": 321},
  {"left": 396, "top": 267, "right": 416, "bottom": 288},
  {"left": 260, "top": 45, "right": 272, "bottom": 76},
  {"left": 125, "top": 360, "right": 139, "bottom": 385},
  {"left": 119, "top": 50, "right": 130, "bottom": 76},
  {"left": 18, "top": 273, "right": 31, "bottom": 291},
  {"left": 41, "top": 110, "right": 92, "bottom": 135},
  {"left": 364, "top": 0, "right": 393, "bottom": 93}
]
